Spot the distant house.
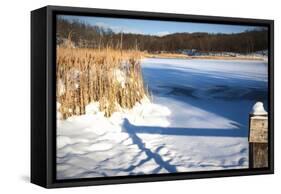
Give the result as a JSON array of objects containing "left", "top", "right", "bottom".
[{"left": 181, "top": 49, "right": 198, "bottom": 56}]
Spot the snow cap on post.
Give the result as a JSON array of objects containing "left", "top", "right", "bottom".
[{"left": 251, "top": 102, "right": 267, "bottom": 116}]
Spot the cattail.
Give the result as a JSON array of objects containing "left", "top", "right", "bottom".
[{"left": 57, "top": 47, "right": 148, "bottom": 119}]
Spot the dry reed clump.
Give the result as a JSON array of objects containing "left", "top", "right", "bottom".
[{"left": 57, "top": 47, "right": 148, "bottom": 119}]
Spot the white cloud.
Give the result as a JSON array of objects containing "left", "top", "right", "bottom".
[
  {"left": 95, "top": 22, "right": 143, "bottom": 34},
  {"left": 155, "top": 31, "right": 170, "bottom": 37}
]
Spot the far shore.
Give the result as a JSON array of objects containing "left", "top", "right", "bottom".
[{"left": 144, "top": 53, "right": 267, "bottom": 61}]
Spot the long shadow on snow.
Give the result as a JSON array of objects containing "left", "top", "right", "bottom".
[
  {"left": 122, "top": 119, "right": 178, "bottom": 173},
  {"left": 123, "top": 119, "right": 247, "bottom": 138}
]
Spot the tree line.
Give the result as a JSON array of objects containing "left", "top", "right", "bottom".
[{"left": 57, "top": 17, "right": 268, "bottom": 53}]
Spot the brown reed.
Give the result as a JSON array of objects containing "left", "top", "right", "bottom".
[{"left": 56, "top": 47, "right": 148, "bottom": 119}]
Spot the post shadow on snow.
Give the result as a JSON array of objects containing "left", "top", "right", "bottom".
[
  {"left": 122, "top": 119, "right": 178, "bottom": 173},
  {"left": 123, "top": 119, "right": 248, "bottom": 138}
]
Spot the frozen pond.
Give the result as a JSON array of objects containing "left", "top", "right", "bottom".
[{"left": 141, "top": 58, "right": 268, "bottom": 130}]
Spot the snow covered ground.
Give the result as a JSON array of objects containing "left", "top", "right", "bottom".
[{"left": 57, "top": 58, "right": 268, "bottom": 179}]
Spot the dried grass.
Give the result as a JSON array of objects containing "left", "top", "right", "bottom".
[{"left": 57, "top": 47, "right": 148, "bottom": 119}]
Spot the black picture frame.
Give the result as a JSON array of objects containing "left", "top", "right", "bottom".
[{"left": 31, "top": 5, "right": 274, "bottom": 188}]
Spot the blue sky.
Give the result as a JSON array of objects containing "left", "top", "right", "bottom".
[{"left": 59, "top": 15, "right": 260, "bottom": 36}]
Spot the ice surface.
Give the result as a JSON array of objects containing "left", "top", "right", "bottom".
[{"left": 57, "top": 58, "right": 268, "bottom": 179}]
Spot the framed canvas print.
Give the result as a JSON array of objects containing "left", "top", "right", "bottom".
[{"left": 31, "top": 5, "right": 274, "bottom": 188}]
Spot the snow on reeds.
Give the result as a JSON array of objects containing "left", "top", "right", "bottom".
[{"left": 57, "top": 47, "right": 148, "bottom": 119}]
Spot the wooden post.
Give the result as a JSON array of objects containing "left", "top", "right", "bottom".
[{"left": 249, "top": 102, "right": 268, "bottom": 168}]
